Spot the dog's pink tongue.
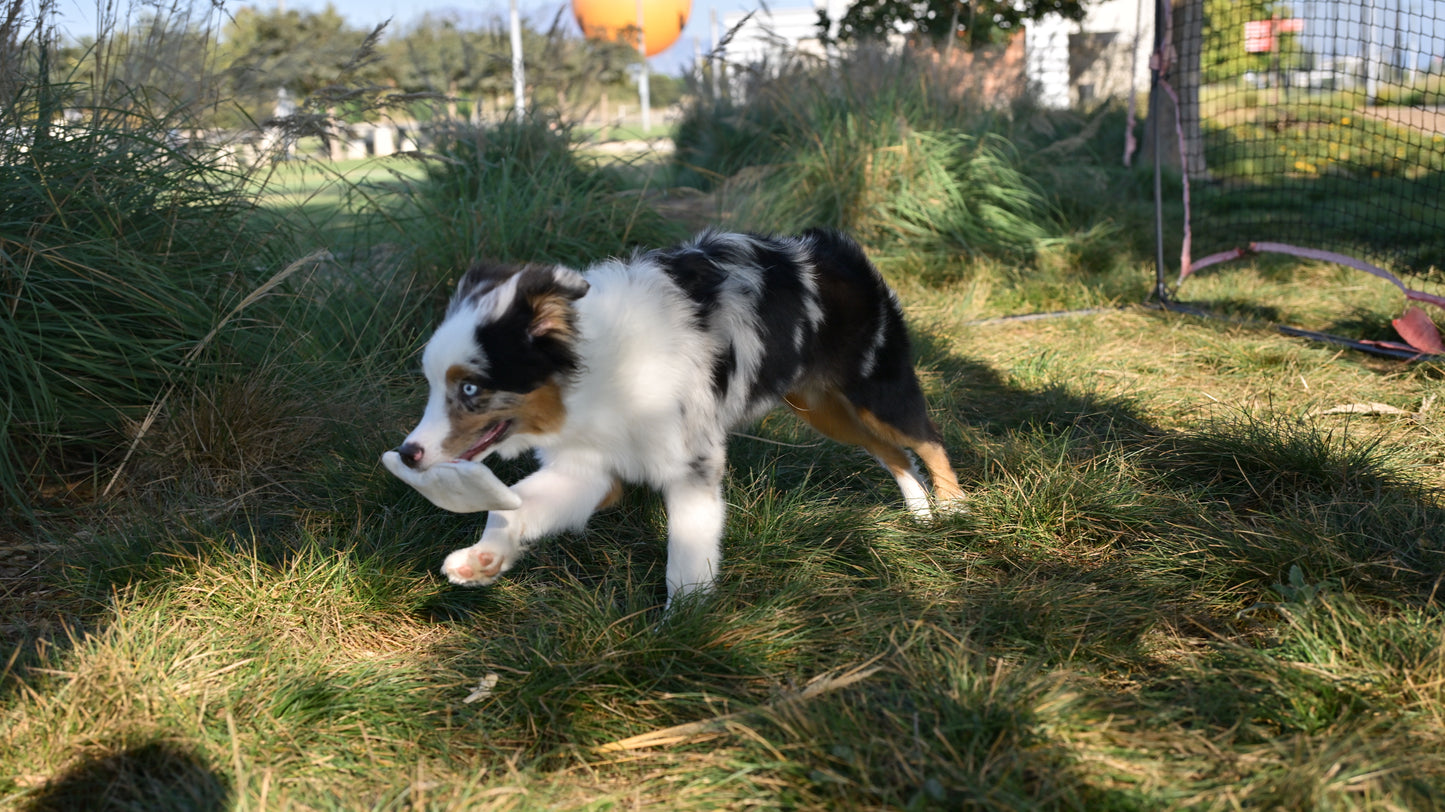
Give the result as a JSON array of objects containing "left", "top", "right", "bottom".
[{"left": 459, "top": 421, "right": 509, "bottom": 461}]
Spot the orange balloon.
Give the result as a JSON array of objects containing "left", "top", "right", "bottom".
[{"left": 572, "top": 0, "right": 691, "bottom": 57}]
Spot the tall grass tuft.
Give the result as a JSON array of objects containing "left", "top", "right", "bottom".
[
  {"left": 379, "top": 117, "right": 686, "bottom": 277},
  {"left": 735, "top": 127, "right": 1052, "bottom": 257},
  {"left": 674, "top": 46, "right": 1057, "bottom": 258},
  {"left": 0, "top": 54, "right": 289, "bottom": 523}
]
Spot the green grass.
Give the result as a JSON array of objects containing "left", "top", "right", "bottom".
[
  {"left": 5, "top": 38, "right": 1445, "bottom": 812},
  {"left": 6, "top": 287, "right": 1444, "bottom": 808},
  {"left": 0, "top": 93, "right": 292, "bottom": 523},
  {"left": 250, "top": 155, "right": 430, "bottom": 246},
  {"left": 365, "top": 118, "right": 687, "bottom": 275}
]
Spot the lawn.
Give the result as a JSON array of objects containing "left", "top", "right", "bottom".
[
  {"left": 5, "top": 254, "right": 1443, "bottom": 809},
  {"left": 249, "top": 154, "right": 432, "bottom": 249},
  {"left": 3, "top": 55, "right": 1445, "bottom": 811}
]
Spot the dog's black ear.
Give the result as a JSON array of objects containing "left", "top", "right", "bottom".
[
  {"left": 547, "top": 266, "right": 590, "bottom": 300},
  {"left": 451, "top": 261, "right": 520, "bottom": 313},
  {"left": 524, "top": 265, "right": 589, "bottom": 339}
]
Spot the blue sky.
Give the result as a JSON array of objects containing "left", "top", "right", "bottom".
[
  {"left": 51, "top": 0, "right": 770, "bottom": 73},
  {"left": 48, "top": 0, "right": 1445, "bottom": 75}
]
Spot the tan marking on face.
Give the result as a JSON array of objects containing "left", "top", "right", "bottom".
[
  {"left": 514, "top": 380, "right": 567, "bottom": 435},
  {"left": 437, "top": 363, "right": 502, "bottom": 460},
  {"left": 439, "top": 404, "right": 508, "bottom": 460},
  {"left": 433, "top": 378, "right": 568, "bottom": 460}
]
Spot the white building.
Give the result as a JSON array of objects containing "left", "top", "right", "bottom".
[{"left": 721, "top": 0, "right": 1155, "bottom": 109}]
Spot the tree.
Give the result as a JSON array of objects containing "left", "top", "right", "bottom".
[
  {"left": 523, "top": 9, "right": 641, "bottom": 114},
  {"left": 217, "top": 4, "right": 379, "bottom": 123},
  {"left": 381, "top": 10, "right": 641, "bottom": 122},
  {"left": 383, "top": 13, "right": 507, "bottom": 119},
  {"left": 46, "top": 5, "right": 224, "bottom": 122},
  {"left": 1201, "top": 0, "right": 1307, "bottom": 84},
  {"left": 822, "top": 0, "right": 1092, "bottom": 49}
]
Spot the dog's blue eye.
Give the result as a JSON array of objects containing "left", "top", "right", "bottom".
[{"left": 461, "top": 382, "right": 479, "bottom": 397}]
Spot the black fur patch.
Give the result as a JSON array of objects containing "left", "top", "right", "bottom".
[
  {"left": 711, "top": 344, "right": 737, "bottom": 399},
  {"left": 801, "top": 230, "right": 894, "bottom": 385},
  {"left": 747, "top": 243, "right": 814, "bottom": 405},
  {"left": 659, "top": 248, "right": 727, "bottom": 319},
  {"left": 472, "top": 267, "right": 582, "bottom": 394},
  {"left": 801, "top": 231, "right": 940, "bottom": 442},
  {"left": 451, "top": 261, "right": 520, "bottom": 315}
]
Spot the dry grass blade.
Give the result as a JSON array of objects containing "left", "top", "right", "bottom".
[
  {"left": 101, "top": 249, "right": 328, "bottom": 496},
  {"left": 1315, "top": 402, "right": 1416, "bottom": 416},
  {"left": 592, "top": 659, "right": 885, "bottom": 754}
]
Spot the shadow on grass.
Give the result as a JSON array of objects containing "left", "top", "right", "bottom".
[
  {"left": 21, "top": 740, "right": 229, "bottom": 812},
  {"left": 1165, "top": 295, "right": 1284, "bottom": 326},
  {"left": 733, "top": 329, "right": 1445, "bottom": 673},
  {"left": 7, "top": 315, "right": 1445, "bottom": 807}
]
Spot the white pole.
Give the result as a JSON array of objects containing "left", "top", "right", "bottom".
[
  {"left": 710, "top": 9, "right": 720, "bottom": 99},
  {"left": 636, "top": 0, "right": 651, "bottom": 133},
  {"left": 1364, "top": 3, "right": 1378, "bottom": 102},
  {"left": 510, "top": 0, "right": 526, "bottom": 118}
]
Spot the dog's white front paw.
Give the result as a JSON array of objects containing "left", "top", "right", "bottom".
[
  {"left": 933, "top": 495, "right": 969, "bottom": 518},
  {"left": 441, "top": 545, "right": 510, "bottom": 586}
]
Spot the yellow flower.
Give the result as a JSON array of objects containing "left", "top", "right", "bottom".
[{"left": 1341, "top": 116, "right": 1352, "bottom": 125}]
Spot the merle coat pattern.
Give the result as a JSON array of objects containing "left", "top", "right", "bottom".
[{"left": 395, "top": 229, "right": 964, "bottom": 603}]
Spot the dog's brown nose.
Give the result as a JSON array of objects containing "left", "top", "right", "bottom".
[{"left": 396, "top": 442, "right": 424, "bottom": 469}]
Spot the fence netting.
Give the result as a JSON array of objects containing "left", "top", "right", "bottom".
[{"left": 1162, "top": 0, "right": 1445, "bottom": 324}]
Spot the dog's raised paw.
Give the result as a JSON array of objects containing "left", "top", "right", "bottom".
[
  {"left": 933, "top": 496, "right": 970, "bottom": 519},
  {"left": 441, "top": 546, "right": 507, "bottom": 586}
]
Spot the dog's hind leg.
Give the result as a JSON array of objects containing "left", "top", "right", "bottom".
[
  {"left": 855, "top": 408, "right": 967, "bottom": 510},
  {"left": 785, "top": 386, "right": 945, "bottom": 518}
]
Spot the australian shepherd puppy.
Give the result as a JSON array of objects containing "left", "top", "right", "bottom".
[{"left": 394, "top": 229, "right": 964, "bottom": 604}]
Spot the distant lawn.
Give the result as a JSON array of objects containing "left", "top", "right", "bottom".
[
  {"left": 1196, "top": 86, "right": 1445, "bottom": 277},
  {"left": 251, "top": 155, "right": 431, "bottom": 246}
]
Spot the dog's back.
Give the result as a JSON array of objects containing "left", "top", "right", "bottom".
[
  {"left": 631, "top": 229, "right": 924, "bottom": 428},
  {"left": 561, "top": 229, "right": 963, "bottom": 512}
]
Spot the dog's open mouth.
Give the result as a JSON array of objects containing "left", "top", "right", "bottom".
[{"left": 457, "top": 420, "right": 512, "bottom": 461}]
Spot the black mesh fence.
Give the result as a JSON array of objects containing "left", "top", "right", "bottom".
[{"left": 1160, "top": 0, "right": 1445, "bottom": 290}]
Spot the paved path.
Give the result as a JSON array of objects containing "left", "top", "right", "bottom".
[{"left": 1366, "top": 105, "right": 1445, "bottom": 135}]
